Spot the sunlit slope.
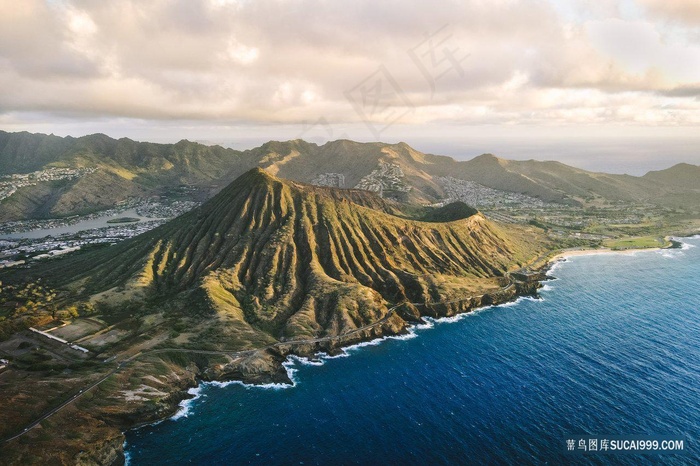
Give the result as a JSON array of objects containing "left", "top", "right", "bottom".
[
  {"left": 2, "top": 130, "right": 699, "bottom": 220},
  {"left": 25, "top": 168, "right": 543, "bottom": 342},
  {"left": 0, "top": 131, "right": 254, "bottom": 221}
]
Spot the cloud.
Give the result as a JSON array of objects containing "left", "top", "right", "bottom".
[
  {"left": 0, "top": 0, "right": 101, "bottom": 79},
  {"left": 658, "top": 84, "right": 700, "bottom": 97},
  {"left": 0, "top": 0, "right": 699, "bottom": 130},
  {"left": 585, "top": 18, "right": 700, "bottom": 83},
  {"left": 638, "top": 0, "right": 700, "bottom": 25}
]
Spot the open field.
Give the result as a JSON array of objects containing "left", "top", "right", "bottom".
[
  {"left": 602, "top": 236, "right": 668, "bottom": 250},
  {"left": 51, "top": 318, "right": 105, "bottom": 341}
]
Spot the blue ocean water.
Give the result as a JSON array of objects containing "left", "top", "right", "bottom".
[{"left": 126, "top": 237, "right": 700, "bottom": 465}]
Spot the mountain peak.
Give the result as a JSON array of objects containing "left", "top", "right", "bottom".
[
  {"left": 643, "top": 162, "right": 700, "bottom": 178},
  {"left": 643, "top": 162, "right": 700, "bottom": 190},
  {"left": 249, "top": 166, "right": 277, "bottom": 179},
  {"left": 473, "top": 153, "right": 500, "bottom": 160},
  {"left": 470, "top": 153, "right": 507, "bottom": 167},
  {"left": 215, "top": 166, "right": 280, "bottom": 197},
  {"left": 29, "top": 167, "right": 534, "bottom": 344}
]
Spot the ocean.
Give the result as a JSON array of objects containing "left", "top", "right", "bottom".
[{"left": 125, "top": 237, "right": 700, "bottom": 465}]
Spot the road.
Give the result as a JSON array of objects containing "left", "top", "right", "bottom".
[
  {"left": 2, "top": 361, "right": 125, "bottom": 443},
  {"left": 3, "top": 282, "right": 519, "bottom": 443}
]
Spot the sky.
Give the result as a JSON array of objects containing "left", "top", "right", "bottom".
[{"left": 1, "top": 0, "right": 699, "bottom": 174}]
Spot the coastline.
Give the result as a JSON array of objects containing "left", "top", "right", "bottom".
[
  {"left": 1, "top": 274, "right": 543, "bottom": 465},
  {"left": 9, "top": 236, "right": 698, "bottom": 464},
  {"left": 124, "top": 235, "right": 700, "bottom": 465},
  {"left": 548, "top": 246, "right": 662, "bottom": 263},
  {"left": 176, "top": 235, "right": 700, "bottom": 403},
  {"left": 121, "top": 234, "right": 700, "bottom": 463},
  {"left": 540, "top": 234, "right": 692, "bottom": 271},
  {"left": 116, "top": 276, "right": 544, "bottom": 462},
  {"left": 160, "top": 291, "right": 550, "bottom": 426}
]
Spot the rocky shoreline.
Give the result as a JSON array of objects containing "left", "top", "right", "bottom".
[
  {"left": 46, "top": 236, "right": 699, "bottom": 464},
  {"left": 109, "top": 277, "right": 544, "bottom": 465}
]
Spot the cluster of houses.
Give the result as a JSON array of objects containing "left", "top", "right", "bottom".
[{"left": 0, "top": 167, "right": 97, "bottom": 201}]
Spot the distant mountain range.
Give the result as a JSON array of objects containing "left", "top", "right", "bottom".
[{"left": 1, "top": 130, "right": 699, "bottom": 221}]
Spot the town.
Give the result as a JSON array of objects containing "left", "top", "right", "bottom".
[
  {"left": 0, "top": 169, "right": 683, "bottom": 269},
  {"left": 0, "top": 197, "right": 199, "bottom": 269},
  {"left": 0, "top": 167, "right": 98, "bottom": 202}
]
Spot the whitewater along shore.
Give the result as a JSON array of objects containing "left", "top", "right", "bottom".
[
  {"left": 5, "top": 238, "right": 691, "bottom": 464},
  {"left": 1, "top": 273, "right": 542, "bottom": 465},
  {"left": 525, "top": 235, "right": 685, "bottom": 274},
  {"left": 6, "top": 235, "right": 689, "bottom": 464}
]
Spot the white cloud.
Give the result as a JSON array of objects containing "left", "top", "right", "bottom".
[
  {"left": 638, "top": 0, "right": 700, "bottom": 25},
  {"left": 586, "top": 18, "right": 700, "bottom": 82},
  {"left": 0, "top": 0, "right": 698, "bottom": 133},
  {"left": 225, "top": 38, "right": 260, "bottom": 65}
]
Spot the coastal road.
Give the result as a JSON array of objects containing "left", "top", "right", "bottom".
[
  {"left": 3, "top": 281, "right": 520, "bottom": 443},
  {"left": 1, "top": 360, "right": 127, "bottom": 443},
  {"left": 2, "top": 304, "right": 409, "bottom": 443}
]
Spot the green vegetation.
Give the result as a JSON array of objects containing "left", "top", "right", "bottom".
[
  {"left": 2, "top": 168, "right": 547, "bottom": 350},
  {"left": 0, "top": 281, "right": 62, "bottom": 338},
  {"left": 0, "top": 130, "right": 257, "bottom": 221},
  {"left": 1, "top": 132, "right": 698, "bottom": 465},
  {"left": 603, "top": 236, "right": 667, "bottom": 250},
  {"left": 417, "top": 202, "right": 478, "bottom": 222},
  {"left": 0, "top": 167, "right": 547, "bottom": 464},
  {"left": 2, "top": 130, "right": 699, "bottom": 224}
]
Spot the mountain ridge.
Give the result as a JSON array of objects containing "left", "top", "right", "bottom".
[
  {"left": 0, "top": 166, "right": 548, "bottom": 465},
  {"left": 2, "top": 130, "right": 699, "bottom": 221},
  {"left": 19, "top": 167, "right": 543, "bottom": 344}
]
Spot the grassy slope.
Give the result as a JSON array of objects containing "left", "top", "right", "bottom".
[
  {"left": 249, "top": 141, "right": 700, "bottom": 208},
  {"left": 643, "top": 163, "right": 700, "bottom": 190},
  {"left": 5, "top": 169, "right": 546, "bottom": 343},
  {"left": 0, "top": 130, "right": 75, "bottom": 174},
  {"left": 3, "top": 131, "right": 698, "bottom": 221},
  {"left": 0, "top": 131, "right": 252, "bottom": 221},
  {"left": 0, "top": 168, "right": 549, "bottom": 464}
]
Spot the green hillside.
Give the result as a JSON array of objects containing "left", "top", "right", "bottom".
[
  {"left": 0, "top": 130, "right": 257, "bottom": 221},
  {"left": 9, "top": 168, "right": 544, "bottom": 344},
  {"left": 0, "top": 167, "right": 549, "bottom": 465},
  {"left": 644, "top": 163, "right": 700, "bottom": 190},
  {"left": 1, "top": 130, "right": 699, "bottom": 221}
]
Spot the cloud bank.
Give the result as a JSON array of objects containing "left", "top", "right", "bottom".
[{"left": 1, "top": 0, "right": 699, "bottom": 136}]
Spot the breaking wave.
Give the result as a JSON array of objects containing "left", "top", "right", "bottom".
[{"left": 171, "top": 386, "right": 205, "bottom": 421}]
